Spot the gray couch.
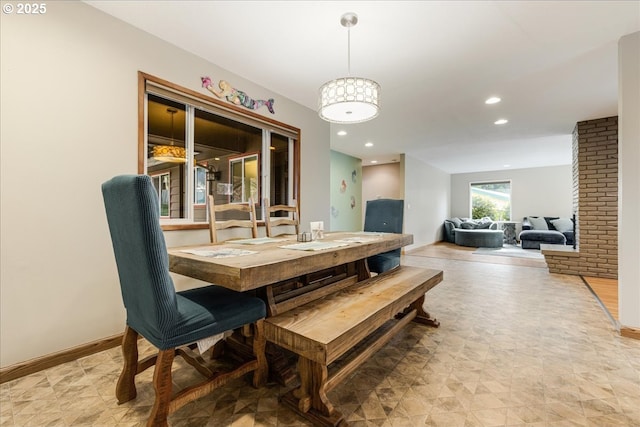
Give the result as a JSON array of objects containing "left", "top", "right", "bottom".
[
  {"left": 443, "top": 217, "right": 502, "bottom": 247},
  {"left": 519, "top": 216, "right": 575, "bottom": 249}
]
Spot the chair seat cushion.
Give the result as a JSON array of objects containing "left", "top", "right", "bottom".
[
  {"left": 367, "top": 250, "right": 401, "bottom": 274},
  {"left": 136, "top": 285, "right": 266, "bottom": 350}
]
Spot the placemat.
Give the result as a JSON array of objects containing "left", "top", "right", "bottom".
[
  {"left": 231, "top": 237, "right": 288, "bottom": 245},
  {"left": 180, "top": 248, "right": 258, "bottom": 258},
  {"left": 279, "top": 241, "right": 350, "bottom": 251}
]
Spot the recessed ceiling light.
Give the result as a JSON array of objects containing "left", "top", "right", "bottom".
[
  {"left": 485, "top": 97, "right": 501, "bottom": 104},
  {"left": 365, "top": 142, "right": 373, "bottom": 147},
  {"left": 503, "top": 164, "right": 511, "bottom": 168},
  {"left": 494, "top": 119, "right": 508, "bottom": 125},
  {"left": 337, "top": 130, "right": 347, "bottom": 136},
  {"left": 371, "top": 160, "right": 378, "bottom": 164}
]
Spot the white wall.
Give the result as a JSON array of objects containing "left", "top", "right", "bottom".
[
  {"left": 450, "top": 165, "right": 573, "bottom": 231},
  {"left": 362, "top": 162, "right": 402, "bottom": 223},
  {"left": 618, "top": 31, "right": 640, "bottom": 329},
  {"left": 403, "top": 154, "right": 451, "bottom": 249},
  {"left": 0, "top": 2, "right": 329, "bottom": 367}
]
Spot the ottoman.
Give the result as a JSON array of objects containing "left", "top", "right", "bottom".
[
  {"left": 454, "top": 229, "right": 504, "bottom": 248},
  {"left": 519, "top": 230, "right": 566, "bottom": 249}
]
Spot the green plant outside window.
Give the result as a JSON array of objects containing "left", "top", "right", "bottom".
[{"left": 470, "top": 181, "right": 511, "bottom": 221}]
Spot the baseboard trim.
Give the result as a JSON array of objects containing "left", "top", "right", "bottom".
[
  {"left": 0, "top": 334, "right": 123, "bottom": 384},
  {"left": 620, "top": 326, "right": 640, "bottom": 340}
]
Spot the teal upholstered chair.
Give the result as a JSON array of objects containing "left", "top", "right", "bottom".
[
  {"left": 364, "top": 199, "right": 404, "bottom": 274},
  {"left": 102, "top": 175, "right": 267, "bottom": 427}
]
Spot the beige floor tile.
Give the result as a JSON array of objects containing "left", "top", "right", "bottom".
[{"left": 3, "top": 250, "right": 640, "bottom": 426}]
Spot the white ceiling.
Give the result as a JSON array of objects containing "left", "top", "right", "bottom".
[{"left": 85, "top": 1, "right": 639, "bottom": 174}]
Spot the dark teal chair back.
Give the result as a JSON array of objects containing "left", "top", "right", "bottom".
[
  {"left": 102, "top": 175, "right": 267, "bottom": 426},
  {"left": 102, "top": 175, "right": 179, "bottom": 345},
  {"left": 102, "top": 174, "right": 266, "bottom": 349},
  {"left": 364, "top": 199, "right": 404, "bottom": 273}
]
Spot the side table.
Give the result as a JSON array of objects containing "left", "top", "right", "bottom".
[{"left": 497, "top": 221, "right": 519, "bottom": 245}]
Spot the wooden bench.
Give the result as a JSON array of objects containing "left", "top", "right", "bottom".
[{"left": 264, "top": 266, "right": 443, "bottom": 426}]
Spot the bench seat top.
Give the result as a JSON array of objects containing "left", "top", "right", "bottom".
[{"left": 264, "top": 266, "right": 443, "bottom": 365}]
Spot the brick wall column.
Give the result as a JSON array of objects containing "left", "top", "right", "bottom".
[
  {"left": 547, "top": 116, "right": 618, "bottom": 278},
  {"left": 577, "top": 116, "right": 618, "bottom": 278},
  {"left": 545, "top": 116, "right": 618, "bottom": 279}
]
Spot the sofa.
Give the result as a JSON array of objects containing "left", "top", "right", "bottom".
[
  {"left": 443, "top": 217, "right": 504, "bottom": 248},
  {"left": 518, "top": 216, "right": 575, "bottom": 249}
]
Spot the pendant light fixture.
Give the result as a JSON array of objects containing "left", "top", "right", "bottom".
[
  {"left": 152, "top": 107, "right": 187, "bottom": 163},
  {"left": 318, "top": 12, "right": 381, "bottom": 124}
]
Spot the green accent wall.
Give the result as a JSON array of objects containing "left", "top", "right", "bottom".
[{"left": 330, "top": 150, "right": 362, "bottom": 231}]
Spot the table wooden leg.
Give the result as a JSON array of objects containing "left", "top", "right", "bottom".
[
  {"left": 266, "top": 343, "right": 297, "bottom": 385},
  {"left": 355, "top": 258, "right": 371, "bottom": 280}
]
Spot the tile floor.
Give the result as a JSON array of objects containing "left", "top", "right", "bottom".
[{"left": 2, "top": 252, "right": 639, "bottom": 426}]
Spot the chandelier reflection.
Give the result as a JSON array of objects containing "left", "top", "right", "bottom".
[{"left": 152, "top": 107, "right": 186, "bottom": 163}]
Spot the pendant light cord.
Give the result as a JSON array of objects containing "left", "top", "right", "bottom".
[{"left": 167, "top": 107, "right": 177, "bottom": 146}]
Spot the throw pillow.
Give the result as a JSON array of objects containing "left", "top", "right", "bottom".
[
  {"left": 460, "top": 221, "right": 476, "bottom": 229},
  {"left": 544, "top": 216, "right": 559, "bottom": 230},
  {"left": 528, "top": 216, "right": 549, "bottom": 230},
  {"left": 551, "top": 218, "right": 574, "bottom": 233},
  {"left": 475, "top": 221, "right": 491, "bottom": 229},
  {"left": 449, "top": 217, "right": 462, "bottom": 228}
]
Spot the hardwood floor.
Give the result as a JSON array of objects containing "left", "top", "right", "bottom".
[
  {"left": 583, "top": 276, "right": 619, "bottom": 321},
  {"left": 406, "top": 241, "right": 548, "bottom": 269}
]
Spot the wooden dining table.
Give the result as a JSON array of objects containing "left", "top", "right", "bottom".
[
  {"left": 167, "top": 231, "right": 438, "bottom": 388},
  {"left": 168, "top": 231, "right": 414, "bottom": 315}
]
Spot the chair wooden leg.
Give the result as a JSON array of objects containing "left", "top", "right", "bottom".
[
  {"left": 147, "top": 349, "right": 175, "bottom": 427},
  {"left": 252, "top": 320, "right": 268, "bottom": 388},
  {"left": 116, "top": 326, "right": 139, "bottom": 404}
]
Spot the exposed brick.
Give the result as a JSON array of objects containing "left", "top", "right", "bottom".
[
  {"left": 598, "top": 130, "right": 617, "bottom": 136},
  {"left": 596, "top": 149, "right": 617, "bottom": 155},
  {"left": 567, "top": 116, "right": 618, "bottom": 279},
  {"left": 585, "top": 136, "right": 609, "bottom": 143},
  {"left": 578, "top": 123, "right": 596, "bottom": 129}
]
